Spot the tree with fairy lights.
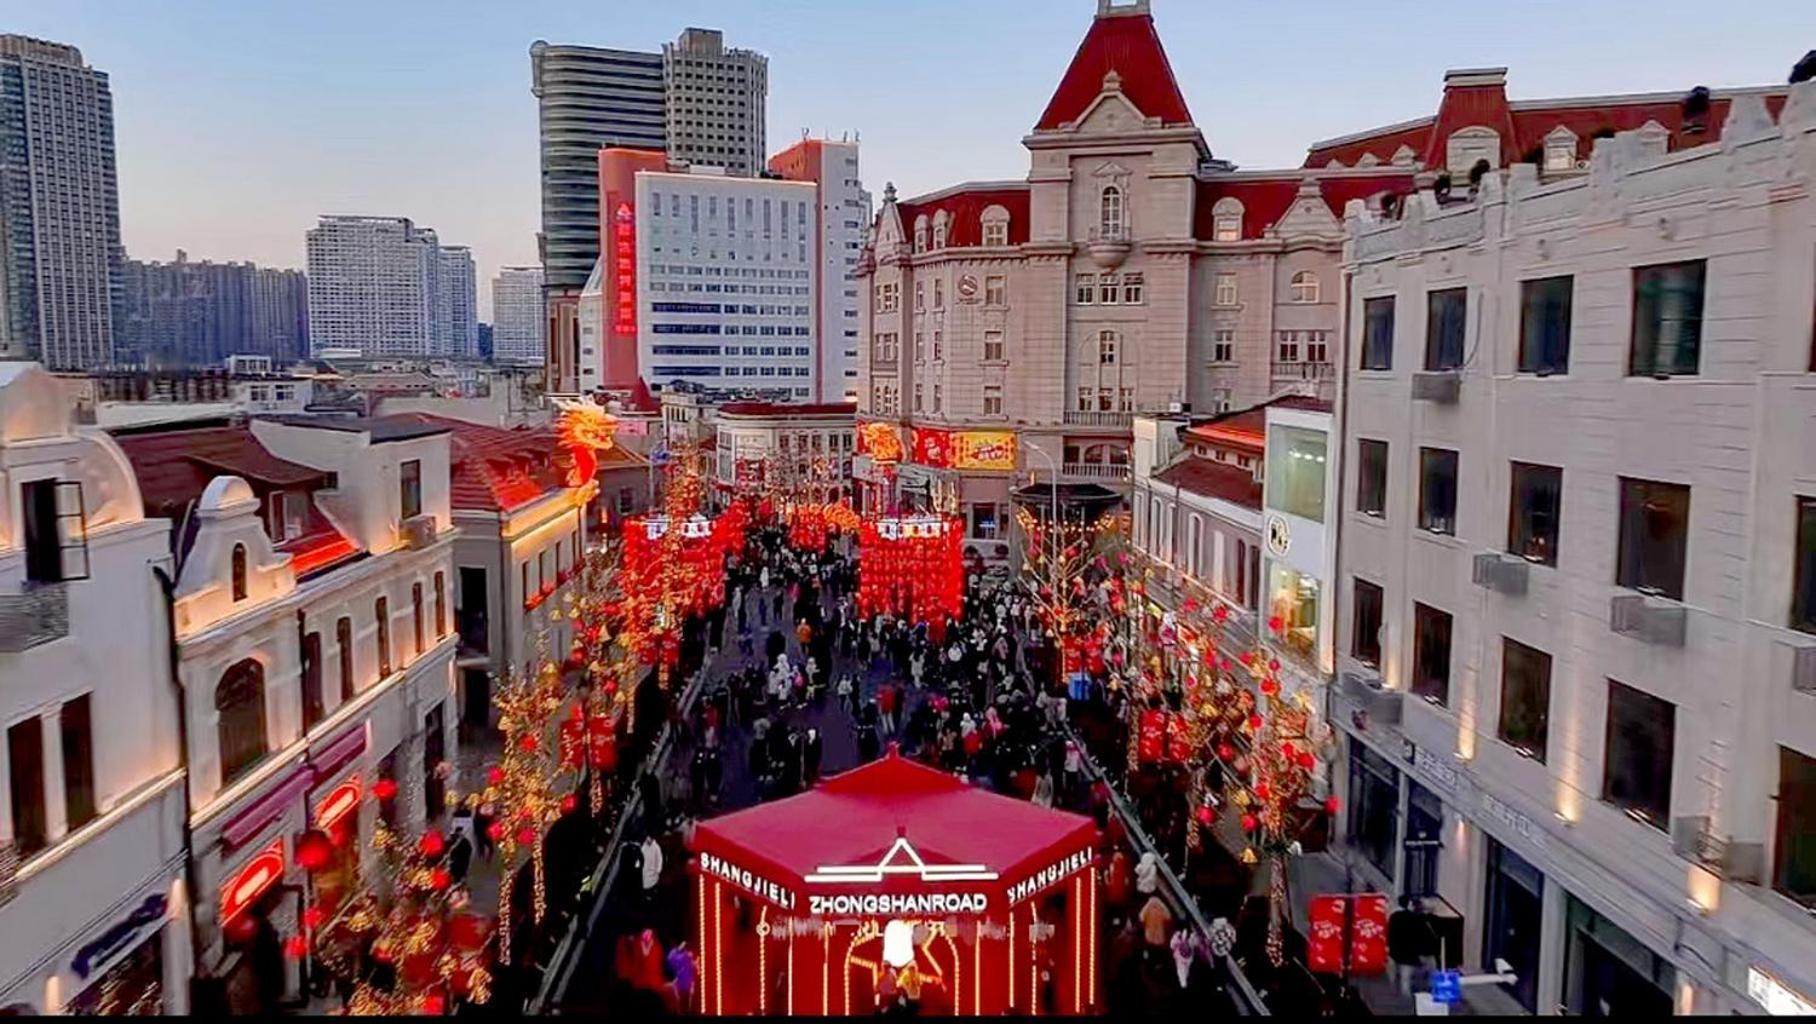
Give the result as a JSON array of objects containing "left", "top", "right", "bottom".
[{"left": 1013, "top": 502, "right": 1126, "bottom": 684}]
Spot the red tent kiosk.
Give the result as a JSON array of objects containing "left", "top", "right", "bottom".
[{"left": 689, "top": 750, "right": 1102, "bottom": 1016}]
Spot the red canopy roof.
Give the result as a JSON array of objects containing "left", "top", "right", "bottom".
[
  {"left": 693, "top": 750, "right": 1097, "bottom": 899},
  {"left": 1036, "top": 5, "right": 1193, "bottom": 131}
]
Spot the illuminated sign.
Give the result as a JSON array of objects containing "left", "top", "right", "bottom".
[
  {"left": 952, "top": 430, "right": 1017, "bottom": 471},
  {"left": 1005, "top": 847, "right": 1095, "bottom": 905},
  {"left": 313, "top": 776, "right": 361, "bottom": 830},
  {"left": 220, "top": 839, "right": 286, "bottom": 923},
  {"left": 856, "top": 422, "right": 904, "bottom": 464},
  {"left": 700, "top": 851, "right": 796, "bottom": 909},
  {"left": 804, "top": 836, "right": 998, "bottom": 884},
  {"left": 912, "top": 428, "right": 953, "bottom": 469},
  {"left": 612, "top": 202, "right": 636, "bottom": 336},
  {"left": 874, "top": 515, "right": 953, "bottom": 541},
  {"left": 809, "top": 891, "right": 988, "bottom": 916}
]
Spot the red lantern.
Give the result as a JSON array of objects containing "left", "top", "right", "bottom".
[
  {"left": 430, "top": 867, "right": 452, "bottom": 891},
  {"left": 486, "top": 821, "right": 506, "bottom": 842},
  {"left": 372, "top": 778, "right": 398, "bottom": 801},
  {"left": 1195, "top": 805, "right": 1215, "bottom": 825},
  {"left": 1217, "top": 743, "right": 1235, "bottom": 761},
  {"left": 1299, "top": 752, "right": 1317, "bottom": 770},
  {"left": 295, "top": 828, "right": 334, "bottom": 872},
  {"left": 516, "top": 826, "right": 538, "bottom": 846},
  {"left": 418, "top": 830, "right": 446, "bottom": 859},
  {"left": 421, "top": 992, "right": 446, "bottom": 1016},
  {"left": 1260, "top": 678, "right": 1279, "bottom": 696},
  {"left": 1267, "top": 615, "right": 1284, "bottom": 633},
  {"left": 1240, "top": 813, "right": 1258, "bottom": 832},
  {"left": 1247, "top": 714, "right": 1264, "bottom": 732},
  {"left": 518, "top": 732, "right": 540, "bottom": 753},
  {"left": 561, "top": 793, "right": 579, "bottom": 814},
  {"left": 302, "top": 906, "right": 327, "bottom": 930},
  {"left": 1254, "top": 782, "right": 1271, "bottom": 801},
  {"left": 372, "top": 941, "right": 395, "bottom": 964},
  {"left": 283, "top": 934, "right": 309, "bottom": 959},
  {"left": 487, "top": 765, "right": 505, "bottom": 786},
  {"left": 1325, "top": 796, "right": 1341, "bottom": 815}
]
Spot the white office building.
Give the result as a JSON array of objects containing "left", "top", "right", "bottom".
[
  {"left": 491, "top": 266, "right": 545, "bottom": 365},
  {"left": 635, "top": 168, "right": 818, "bottom": 399},
  {"left": 305, "top": 217, "right": 476, "bottom": 359},
  {"left": 769, "top": 138, "right": 870, "bottom": 402}
]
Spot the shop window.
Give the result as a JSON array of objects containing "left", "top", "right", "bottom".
[
  {"left": 1265, "top": 425, "right": 1327, "bottom": 522},
  {"left": 1403, "top": 783, "right": 1444, "bottom": 899},
  {"left": 61, "top": 695, "right": 95, "bottom": 832},
  {"left": 1268, "top": 565, "right": 1320, "bottom": 662},
  {"left": 423, "top": 703, "right": 446, "bottom": 820},
  {"left": 1792, "top": 497, "right": 1816, "bottom": 635},
  {"left": 1518, "top": 275, "right": 1573, "bottom": 375},
  {"left": 1602, "top": 680, "right": 1674, "bottom": 830},
  {"left": 1486, "top": 839, "right": 1543, "bottom": 1013},
  {"left": 1351, "top": 578, "right": 1383, "bottom": 667},
  {"left": 1424, "top": 287, "right": 1467, "bottom": 371},
  {"left": 1356, "top": 439, "right": 1388, "bottom": 518},
  {"left": 1630, "top": 260, "right": 1704, "bottom": 377},
  {"left": 1412, "top": 602, "right": 1453, "bottom": 706},
  {"left": 1563, "top": 894, "right": 1677, "bottom": 1017},
  {"left": 1361, "top": 296, "right": 1394, "bottom": 370},
  {"left": 1348, "top": 743, "right": 1400, "bottom": 878},
  {"left": 1775, "top": 745, "right": 1816, "bottom": 909},
  {"left": 1498, "top": 638, "right": 1552, "bottom": 762},
  {"left": 970, "top": 503, "right": 1000, "bottom": 541},
  {"left": 7, "top": 718, "right": 44, "bottom": 857},
  {"left": 1418, "top": 448, "right": 1459, "bottom": 535},
  {"left": 216, "top": 658, "right": 269, "bottom": 787},
  {"left": 1508, "top": 462, "right": 1563, "bottom": 566},
  {"left": 400, "top": 459, "right": 422, "bottom": 521},
  {"left": 1617, "top": 477, "right": 1690, "bottom": 600}
]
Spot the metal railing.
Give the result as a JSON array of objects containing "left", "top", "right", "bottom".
[
  {"left": 0, "top": 582, "right": 69, "bottom": 653},
  {"left": 1269, "top": 361, "right": 1335, "bottom": 381}
]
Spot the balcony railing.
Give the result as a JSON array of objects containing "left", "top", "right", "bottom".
[
  {"left": 1270, "top": 360, "right": 1335, "bottom": 381},
  {"left": 1063, "top": 410, "right": 1134, "bottom": 428},
  {"left": 0, "top": 582, "right": 70, "bottom": 653},
  {"left": 1062, "top": 462, "right": 1131, "bottom": 481}
]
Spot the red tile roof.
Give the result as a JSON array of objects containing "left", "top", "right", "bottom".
[
  {"left": 1304, "top": 77, "right": 1789, "bottom": 171},
  {"left": 1194, "top": 172, "right": 1414, "bottom": 241},
  {"left": 896, "top": 185, "right": 1031, "bottom": 248},
  {"left": 117, "top": 426, "right": 331, "bottom": 523},
  {"left": 1152, "top": 457, "right": 1261, "bottom": 511},
  {"left": 1036, "top": 7, "right": 1193, "bottom": 131},
  {"left": 1183, "top": 395, "right": 1331, "bottom": 450},
  {"left": 716, "top": 401, "right": 857, "bottom": 418},
  {"left": 383, "top": 413, "right": 566, "bottom": 514}
]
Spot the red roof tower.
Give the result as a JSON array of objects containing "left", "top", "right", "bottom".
[{"left": 1035, "top": 0, "right": 1194, "bottom": 131}]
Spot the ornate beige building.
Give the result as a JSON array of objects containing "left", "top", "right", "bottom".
[{"left": 854, "top": 0, "right": 1408, "bottom": 554}]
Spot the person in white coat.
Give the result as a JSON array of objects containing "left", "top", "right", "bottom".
[{"left": 640, "top": 835, "right": 665, "bottom": 903}]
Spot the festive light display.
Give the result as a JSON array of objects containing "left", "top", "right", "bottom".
[
  {"left": 618, "top": 442, "right": 740, "bottom": 677},
  {"left": 856, "top": 514, "right": 964, "bottom": 632},
  {"left": 1015, "top": 506, "right": 1126, "bottom": 683},
  {"left": 552, "top": 399, "right": 621, "bottom": 487}
]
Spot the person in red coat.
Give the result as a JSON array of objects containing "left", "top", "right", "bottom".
[
  {"left": 1105, "top": 849, "right": 1133, "bottom": 913},
  {"left": 616, "top": 929, "right": 666, "bottom": 991}
]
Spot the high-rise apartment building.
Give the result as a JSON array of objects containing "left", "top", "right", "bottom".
[
  {"left": 769, "top": 138, "right": 870, "bottom": 402},
  {"left": 491, "top": 265, "right": 544, "bottom": 365},
  {"left": 304, "top": 216, "right": 475, "bottom": 359},
  {"left": 532, "top": 28, "right": 768, "bottom": 391},
  {"left": 662, "top": 28, "right": 767, "bottom": 178},
  {"left": 120, "top": 251, "right": 309, "bottom": 365},
  {"left": 0, "top": 35, "right": 122, "bottom": 370}
]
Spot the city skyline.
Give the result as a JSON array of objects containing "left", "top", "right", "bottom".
[{"left": 3, "top": 0, "right": 1807, "bottom": 319}]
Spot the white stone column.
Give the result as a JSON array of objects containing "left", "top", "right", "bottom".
[
  {"left": 1536, "top": 874, "right": 1568, "bottom": 1015},
  {"left": 42, "top": 711, "right": 67, "bottom": 841}
]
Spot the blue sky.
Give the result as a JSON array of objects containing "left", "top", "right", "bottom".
[{"left": 4, "top": 0, "right": 1809, "bottom": 316}]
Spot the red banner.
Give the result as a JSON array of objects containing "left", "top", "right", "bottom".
[
  {"left": 1136, "top": 709, "right": 1167, "bottom": 765},
  {"left": 912, "top": 427, "right": 954, "bottom": 468},
  {"left": 1306, "top": 895, "right": 1347, "bottom": 974},
  {"left": 1350, "top": 893, "right": 1390, "bottom": 975}
]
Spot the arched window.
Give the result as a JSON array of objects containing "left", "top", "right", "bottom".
[
  {"left": 216, "top": 658, "right": 268, "bottom": 786},
  {"left": 913, "top": 216, "right": 928, "bottom": 254},
  {"left": 433, "top": 572, "right": 446, "bottom": 638},
  {"left": 336, "top": 616, "right": 354, "bottom": 701},
  {"left": 1211, "top": 197, "right": 1244, "bottom": 241},
  {"left": 1100, "top": 186, "right": 1124, "bottom": 237},
  {"left": 1290, "top": 271, "right": 1321, "bottom": 304},
  {"left": 412, "top": 582, "right": 424, "bottom": 655},
  {"left": 1097, "top": 330, "right": 1118, "bottom": 365},
  {"left": 230, "top": 543, "right": 248, "bottom": 602},
  {"left": 981, "top": 205, "right": 1010, "bottom": 248},
  {"left": 931, "top": 211, "right": 948, "bottom": 249},
  {"left": 375, "top": 597, "right": 391, "bottom": 677}
]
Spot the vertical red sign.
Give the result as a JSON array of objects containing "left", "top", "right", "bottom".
[
  {"left": 1350, "top": 893, "right": 1390, "bottom": 975},
  {"left": 1136, "top": 709, "right": 1167, "bottom": 764},
  {"left": 612, "top": 202, "right": 636, "bottom": 336},
  {"left": 1306, "top": 895, "right": 1347, "bottom": 974}
]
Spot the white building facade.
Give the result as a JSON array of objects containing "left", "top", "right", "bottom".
[
  {"left": 635, "top": 169, "right": 819, "bottom": 399},
  {"left": 769, "top": 139, "right": 871, "bottom": 402},
  {"left": 1331, "top": 90, "right": 1816, "bottom": 1016},
  {"left": 0, "top": 363, "right": 189, "bottom": 1014},
  {"left": 492, "top": 266, "right": 546, "bottom": 366},
  {"left": 305, "top": 217, "right": 476, "bottom": 360}
]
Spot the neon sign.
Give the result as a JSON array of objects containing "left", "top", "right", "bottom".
[
  {"left": 700, "top": 851, "right": 795, "bottom": 909},
  {"left": 220, "top": 838, "right": 285, "bottom": 922},
  {"left": 809, "top": 891, "right": 988, "bottom": 916},
  {"left": 313, "top": 776, "right": 361, "bottom": 830},
  {"left": 804, "top": 836, "right": 998, "bottom": 884},
  {"left": 1005, "top": 847, "right": 1095, "bottom": 905},
  {"left": 612, "top": 202, "right": 637, "bottom": 336}
]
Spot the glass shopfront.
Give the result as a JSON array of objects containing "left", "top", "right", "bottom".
[
  {"left": 69, "top": 930, "right": 165, "bottom": 1015},
  {"left": 1485, "top": 838, "right": 1542, "bottom": 1013},
  {"left": 1402, "top": 782, "right": 1443, "bottom": 899},
  {"left": 1264, "top": 426, "right": 1327, "bottom": 522},
  {"left": 1267, "top": 565, "right": 1320, "bottom": 663},
  {"left": 1347, "top": 743, "right": 1400, "bottom": 879},
  {"left": 1563, "top": 895, "right": 1674, "bottom": 1017}
]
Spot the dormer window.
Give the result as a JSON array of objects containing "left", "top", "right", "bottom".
[
  {"left": 400, "top": 460, "right": 422, "bottom": 521},
  {"left": 932, "top": 211, "right": 949, "bottom": 249},
  {"left": 981, "top": 205, "right": 1010, "bottom": 247},
  {"left": 231, "top": 544, "right": 248, "bottom": 602},
  {"left": 1211, "top": 197, "right": 1243, "bottom": 242},
  {"left": 913, "top": 216, "right": 929, "bottom": 254},
  {"left": 1543, "top": 126, "right": 1579, "bottom": 173}
]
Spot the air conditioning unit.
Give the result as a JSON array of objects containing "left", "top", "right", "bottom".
[
  {"left": 1610, "top": 593, "right": 1686, "bottom": 647},
  {"left": 1792, "top": 640, "right": 1816, "bottom": 695},
  {"left": 1411, "top": 370, "right": 1462, "bottom": 404},
  {"left": 1472, "top": 552, "right": 1529, "bottom": 596},
  {"left": 401, "top": 514, "right": 439, "bottom": 550}
]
